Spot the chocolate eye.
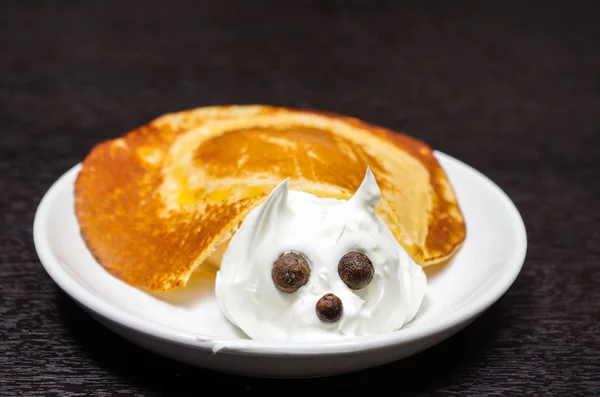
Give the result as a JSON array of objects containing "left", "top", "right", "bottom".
[
  {"left": 338, "top": 251, "right": 374, "bottom": 290},
  {"left": 271, "top": 252, "right": 311, "bottom": 293}
]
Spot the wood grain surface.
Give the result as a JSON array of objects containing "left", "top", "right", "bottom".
[{"left": 1, "top": 0, "right": 599, "bottom": 395}]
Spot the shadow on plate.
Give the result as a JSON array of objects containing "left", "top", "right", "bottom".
[
  {"left": 423, "top": 257, "right": 454, "bottom": 279},
  {"left": 148, "top": 268, "right": 217, "bottom": 308}
]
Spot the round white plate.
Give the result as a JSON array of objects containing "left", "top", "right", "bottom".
[{"left": 34, "top": 151, "right": 527, "bottom": 378}]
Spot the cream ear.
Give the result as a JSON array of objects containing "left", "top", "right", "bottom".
[
  {"left": 349, "top": 167, "right": 381, "bottom": 211},
  {"left": 249, "top": 179, "right": 290, "bottom": 248}
]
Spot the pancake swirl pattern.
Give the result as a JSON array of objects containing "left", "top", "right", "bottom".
[{"left": 74, "top": 105, "right": 466, "bottom": 291}]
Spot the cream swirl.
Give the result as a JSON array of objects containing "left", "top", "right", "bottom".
[{"left": 215, "top": 168, "right": 426, "bottom": 342}]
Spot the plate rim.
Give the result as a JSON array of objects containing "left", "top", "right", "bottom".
[{"left": 34, "top": 151, "right": 527, "bottom": 356}]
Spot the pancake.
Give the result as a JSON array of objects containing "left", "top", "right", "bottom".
[{"left": 74, "top": 105, "right": 466, "bottom": 291}]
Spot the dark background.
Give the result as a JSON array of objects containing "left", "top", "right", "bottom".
[{"left": 1, "top": 0, "right": 599, "bottom": 395}]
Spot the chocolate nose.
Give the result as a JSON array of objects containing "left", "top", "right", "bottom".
[{"left": 316, "top": 293, "right": 343, "bottom": 322}]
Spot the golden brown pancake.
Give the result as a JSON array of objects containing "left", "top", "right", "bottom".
[{"left": 74, "top": 105, "right": 466, "bottom": 291}]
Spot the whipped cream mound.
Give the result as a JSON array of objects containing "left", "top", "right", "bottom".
[{"left": 215, "top": 168, "right": 426, "bottom": 342}]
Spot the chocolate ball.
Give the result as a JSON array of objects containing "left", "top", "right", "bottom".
[
  {"left": 316, "top": 293, "right": 343, "bottom": 322},
  {"left": 271, "top": 252, "right": 311, "bottom": 293},
  {"left": 338, "top": 251, "right": 374, "bottom": 290}
]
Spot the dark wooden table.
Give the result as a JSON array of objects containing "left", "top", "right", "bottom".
[{"left": 2, "top": 1, "right": 599, "bottom": 395}]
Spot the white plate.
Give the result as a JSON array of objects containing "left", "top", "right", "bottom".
[{"left": 34, "top": 151, "right": 527, "bottom": 378}]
